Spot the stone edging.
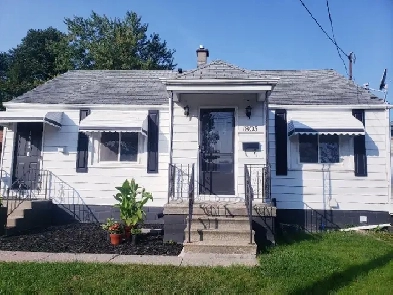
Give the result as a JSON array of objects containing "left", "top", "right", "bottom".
[{"left": 0, "top": 251, "right": 258, "bottom": 267}]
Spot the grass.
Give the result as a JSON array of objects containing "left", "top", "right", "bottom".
[{"left": 0, "top": 231, "right": 392, "bottom": 294}]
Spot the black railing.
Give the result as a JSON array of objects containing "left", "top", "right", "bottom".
[
  {"left": 244, "top": 166, "right": 254, "bottom": 244},
  {"left": 187, "top": 164, "right": 195, "bottom": 243},
  {"left": 1, "top": 168, "right": 44, "bottom": 216},
  {"left": 244, "top": 164, "right": 270, "bottom": 202},
  {"left": 0, "top": 168, "right": 97, "bottom": 223},
  {"left": 168, "top": 163, "right": 195, "bottom": 202},
  {"left": 41, "top": 170, "right": 98, "bottom": 223}
]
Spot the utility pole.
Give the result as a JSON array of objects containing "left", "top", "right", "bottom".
[{"left": 349, "top": 52, "right": 353, "bottom": 80}]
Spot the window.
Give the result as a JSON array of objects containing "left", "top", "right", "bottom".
[
  {"left": 99, "top": 132, "right": 138, "bottom": 162},
  {"left": 299, "top": 135, "right": 339, "bottom": 164}
]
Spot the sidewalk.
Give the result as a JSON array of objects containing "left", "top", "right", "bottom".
[{"left": 0, "top": 250, "right": 258, "bottom": 267}]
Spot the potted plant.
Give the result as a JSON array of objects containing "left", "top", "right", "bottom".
[
  {"left": 101, "top": 218, "right": 124, "bottom": 245},
  {"left": 114, "top": 179, "right": 153, "bottom": 241},
  {"left": 131, "top": 228, "right": 142, "bottom": 245}
]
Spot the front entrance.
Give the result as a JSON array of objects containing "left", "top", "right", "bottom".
[
  {"left": 11, "top": 122, "right": 43, "bottom": 190},
  {"left": 199, "top": 108, "right": 235, "bottom": 195}
]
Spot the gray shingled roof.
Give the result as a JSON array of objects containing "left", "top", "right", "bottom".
[
  {"left": 11, "top": 70, "right": 175, "bottom": 105},
  {"left": 10, "top": 60, "right": 385, "bottom": 105},
  {"left": 175, "top": 60, "right": 270, "bottom": 80}
]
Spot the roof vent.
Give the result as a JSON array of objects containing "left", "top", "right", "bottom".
[{"left": 178, "top": 68, "right": 183, "bottom": 74}]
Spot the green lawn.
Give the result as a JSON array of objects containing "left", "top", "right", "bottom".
[{"left": 0, "top": 231, "right": 392, "bottom": 294}]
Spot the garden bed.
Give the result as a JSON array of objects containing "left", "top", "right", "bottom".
[{"left": 0, "top": 223, "right": 183, "bottom": 256}]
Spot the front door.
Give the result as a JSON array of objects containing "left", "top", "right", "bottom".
[
  {"left": 199, "top": 108, "right": 235, "bottom": 195},
  {"left": 11, "top": 122, "right": 43, "bottom": 190}
]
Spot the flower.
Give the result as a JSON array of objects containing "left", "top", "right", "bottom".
[{"left": 101, "top": 218, "right": 124, "bottom": 234}]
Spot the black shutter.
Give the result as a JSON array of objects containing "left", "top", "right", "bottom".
[
  {"left": 147, "top": 110, "right": 159, "bottom": 173},
  {"left": 352, "top": 109, "right": 367, "bottom": 176},
  {"left": 275, "top": 109, "right": 288, "bottom": 175},
  {"left": 76, "top": 109, "right": 90, "bottom": 173}
]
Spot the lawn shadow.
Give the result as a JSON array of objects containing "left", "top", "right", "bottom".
[
  {"left": 275, "top": 223, "right": 323, "bottom": 247},
  {"left": 288, "top": 251, "right": 393, "bottom": 295}
]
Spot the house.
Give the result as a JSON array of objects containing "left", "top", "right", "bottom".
[{"left": 0, "top": 46, "right": 391, "bottom": 251}]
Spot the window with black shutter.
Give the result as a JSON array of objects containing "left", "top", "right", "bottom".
[
  {"left": 275, "top": 109, "right": 288, "bottom": 175},
  {"left": 352, "top": 109, "right": 367, "bottom": 176},
  {"left": 76, "top": 109, "right": 90, "bottom": 173},
  {"left": 147, "top": 110, "right": 159, "bottom": 173}
]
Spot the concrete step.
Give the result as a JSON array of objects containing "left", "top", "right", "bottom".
[
  {"left": 183, "top": 241, "right": 257, "bottom": 255},
  {"left": 165, "top": 202, "right": 276, "bottom": 217},
  {"left": 185, "top": 229, "right": 254, "bottom": 244},
  {"left": 188, "top": 216, "right": 251, "bottom": 231},
  {"left": 6, "top": 200, "right": 51, "bottom": 214},
  {"left": 4, "top": 200, "right": 53, "bottom": 234}
]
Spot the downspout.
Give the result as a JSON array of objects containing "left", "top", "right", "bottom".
[
  {"left": 265, "top": 91, "right": 271, "bottom": 204},
  {"left": 0, "top": 126, "right": 7, "bottom": 195},
  {"left": 169, "top": 91, "right": 174, "bottom": 166}
]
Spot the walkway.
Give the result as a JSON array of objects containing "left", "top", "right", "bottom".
[{"left": 0, "top": 250, "right": 258, "bottom": 267}]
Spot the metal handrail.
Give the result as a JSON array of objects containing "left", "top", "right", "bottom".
[
  {"left": 41, "top": 169, "right": 98, "bottom": 223},
  {"left": 187, "top": 163, "right": 195, "bottom": 243},
  {"left": 4, "top": 168, "right": 43, "bottom": 214},
  {"left": 244, "top": 165, "right": 254, "bottom": 244}
]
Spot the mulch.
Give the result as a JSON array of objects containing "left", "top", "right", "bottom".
[{"left": 0, "top": 223, "right": 183, "bottom": 256}]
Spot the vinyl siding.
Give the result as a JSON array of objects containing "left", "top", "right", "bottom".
[
  {"left": 172, "top": 93, "right": 267, "bottom": 200},
  {"left": 0, "top": 107, "right": 170, "bottom": 207},
  {"left": 269, "top": 108, "right": 391, "bottom": 212}
]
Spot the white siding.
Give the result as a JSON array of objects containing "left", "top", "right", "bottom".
[
  {"left": 269, "top": 108, "right": 391, "bottom": 212},
  {"left": 172, "top": 93, "right": 267, "bottom": 199},
  {"left": 1, "top": 107, "right": 170, "bottom": 207}
]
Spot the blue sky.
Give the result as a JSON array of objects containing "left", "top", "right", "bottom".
[{"left": 0, "top": 0, "right": 392, "bottom": 100}]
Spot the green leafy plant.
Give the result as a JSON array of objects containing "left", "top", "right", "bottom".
[
  {"left": 131, "top": 228, "right": 142, "bottom": 235},
  {"left": 101, "top": 218, "right": 124, "bottom": 234},
  {"left": 114, "top": 179, "right": 153, "bottom": 228}
]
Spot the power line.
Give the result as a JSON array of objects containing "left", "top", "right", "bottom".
[
  {"left": 326, "top": 0, "right": 348, "bottom": 76},
  {"left": 298, "top": 0, "right": 349, "bottom": 60}
]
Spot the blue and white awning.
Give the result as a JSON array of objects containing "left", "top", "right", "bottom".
[
  {"left": 287, "top": 112, "right": 365, "bottom": 136},
  {"left": 79, "top": 110, "right": 148, "bottom": 135},
  {"left": 0, "top": 111, "right": 64, "bottom": 128}
]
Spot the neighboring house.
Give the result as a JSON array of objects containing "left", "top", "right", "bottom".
[{"left": 0, "top": 46, "right": 391, "bottom": 238}]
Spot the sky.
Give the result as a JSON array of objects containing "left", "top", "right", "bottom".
[{"left": 0, "top": 0, "right": 392, "bottom": 101}]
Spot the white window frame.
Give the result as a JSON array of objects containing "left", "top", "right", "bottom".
[
  {"left": 288, "top": 134, "right": 354, "bottom": 171},
  {"left": 298, "top": 134, "right": 340, "bottom": 164},
  {"left": 90, "top": 131, "right": 146, "bottom": 167}
]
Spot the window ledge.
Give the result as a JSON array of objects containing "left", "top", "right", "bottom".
[
  {"left": 289, "top": 163, "right": 353, "bottom": 172},
  {"left": 91, "top": 161, "right": 145, "bottom": 169}
]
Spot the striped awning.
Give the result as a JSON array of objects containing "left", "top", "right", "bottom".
[
  {"left": 288, "top": 112, "right": 365, "bottom": 136},
  {"left": 79, "top": 110, "right": 148, "bottom": 135},
  {"left": 0, "top": 111, "right": 63, "bottom": 128}
]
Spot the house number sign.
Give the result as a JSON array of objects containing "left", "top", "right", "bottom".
[{"left": 243, "top": 126, "right": 258, "bottom": 132}]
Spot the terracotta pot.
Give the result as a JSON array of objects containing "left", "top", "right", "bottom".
[
  {"left": 110, "top": 233, "right": 122, "bottom": 245},
  {"left": 124, "top": 227, "right": 131, "bottom": 241}
]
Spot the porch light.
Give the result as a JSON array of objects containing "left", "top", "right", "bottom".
[
  {"left": 184, "top": 105, "right": 190, "bottom": 116},
  {"left": 246, "top": 105, "right": 252, "bottom": 119}
]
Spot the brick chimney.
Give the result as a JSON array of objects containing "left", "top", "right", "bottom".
[{"left": 196, "top": 45, "right": 209, "bottom": 67}]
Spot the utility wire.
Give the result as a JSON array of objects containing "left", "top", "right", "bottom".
[
  {"left": 298, "top": 0, "right": 349, "bottom": 60},
  {"left": 326, "top": 0, "right": 348, "bottom": 75}
]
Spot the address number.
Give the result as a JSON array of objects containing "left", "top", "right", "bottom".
[{"left": 243, "top": 126, "right": 258, "bottom": 132}]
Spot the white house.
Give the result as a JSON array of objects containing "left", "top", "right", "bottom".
[{"left": 0, "top": 46, "right": 391, "bottom": 245}]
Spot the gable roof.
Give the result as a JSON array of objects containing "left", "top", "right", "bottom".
[
  {"left": 175, "top": 60, "right": 270, "bottom": 80},
  {"left": 9, "top": 60, "right": 385, "bottom": 106},
  {"left": 255, "top": 69, "right": 384, "bottom": 105},
  {"left": 11, "top": 70, "right": 175, "bottom": 105}
]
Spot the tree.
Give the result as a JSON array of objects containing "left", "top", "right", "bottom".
[
  {"left": 54, "top": 11, "right": 176, "bottom": 70},
  {"left": 1, "top": 27, "right": 67, "bottom": 101}
]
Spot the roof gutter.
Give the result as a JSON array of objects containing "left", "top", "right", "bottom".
[{"left": 269, "top": 104, "right": 392, "bottom": 110}]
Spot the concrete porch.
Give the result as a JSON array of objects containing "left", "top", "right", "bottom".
[{"left": 163, "top": 201, "right": 276, "bottom": 255}]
